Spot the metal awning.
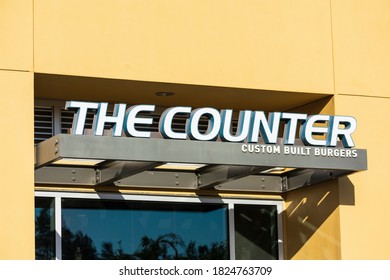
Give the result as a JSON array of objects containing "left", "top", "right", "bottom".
[{"left": 34, "top": 134, "right": 367, "bottom": 193}]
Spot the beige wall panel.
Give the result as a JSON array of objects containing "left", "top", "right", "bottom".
[
  {"left": 335, "top": 95, "right": 390, "bottom": 259},
  {"left": 0, "top": 70, "right": 34, "bottom": 259},
  {"left": 0, "top": 0, "right": 33, "bottom": 71},
  {"left": 332, "top": 1, "right": 390, "bottom": 97},
  {"left": 284, "top": 181, "right": 341, "bottom": 259},
  {"left": 34, "top": 0, "right": 334, "bottom": 93}
]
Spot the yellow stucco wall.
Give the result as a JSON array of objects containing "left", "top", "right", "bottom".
[
  {"left": 34, "top": 0, "right": 334, "bottom": 93},
  {"left": 1, "top": 0, "right": 389, "bottom": 260},
  {"left": 0, "top": 0, "right": 34, "bottom": 259},
  {"left": 0, "top": 70, "right": 34, "bottom": 259},
  {"left": 335, "top": 95, "right": 390, "bottom": 259},
  {"left": 332, "top": 0, "right": 390, "bottom": 259},
  {"left": 332, "top": 0, "right": 390, "bottom": 98},
  {"left": 284, "top": 181, "right": 341, "bottom": 259},
  {"left": 0, "top": 0, "right": 33, "bottom": 71}
]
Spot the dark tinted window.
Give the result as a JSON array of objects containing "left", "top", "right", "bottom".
[
  {"left": 234, "top": 204, "right": 278, "bottom": 259},
  {"left": 61, "top": 199, "right": 229, "bottom": 260},
  {"left": 35, "top": 197, "right": 55, "bottom": 260}
]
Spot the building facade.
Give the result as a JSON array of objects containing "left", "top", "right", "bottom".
[{"left": 1, "top": 0, "right": 389, "bottom": 259}]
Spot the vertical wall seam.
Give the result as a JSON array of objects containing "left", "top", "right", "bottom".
[
  {"left": 31, "top": 0, "right": 36, "bottom": 260},
  {"left": 330, "top": 0, "right": 343, "bottom": 260},
  {"left": 32, "top": 0, "right": 34, "bottom": 72},
  {"left": 329, "top": 0, "right": 337, "bottom": 96}
]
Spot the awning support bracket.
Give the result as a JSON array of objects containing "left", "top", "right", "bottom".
[
  {"left": 197, "top": 165, "right": 273, "bottom": 190},
  {"left": 95, "top": 161, "right": 162, "bottom": 186}
]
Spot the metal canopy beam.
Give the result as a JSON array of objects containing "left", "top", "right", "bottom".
[
  {"left": 35, "top": 166, "right": 97, "bottom": 185},
  {"left": 35, "top": 134, "right": 368, "bottom": 171},
  {"left": 34, "top": 166, "right": 355, "bottom": 193},
  {"left": 197, "top": 165, "right": 272, "bottom": 190},
  {"left": 35, "top": 166, "right": 281, "bottom": 191},
  {"left": 34, "top": 134, "right": 368, "bottom": 192},
  {"left": 216, "top": 175, "right": 284, "bottom": 192},
  {"left": 114, "top": 170, "right": 198, "bottom": 189},
  {"left": 285, "top": 168, "right": 352, "bottom": 191},
  {"left": 35, "top": 166, "right": 199, "bottom": 189},
  {"left": 96, "top": 161, "right": 162, "bottom": 186}
]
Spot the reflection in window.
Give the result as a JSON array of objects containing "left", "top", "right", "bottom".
[
  {"left": 35, "top": 197, "right": 55, "bottom": 260},
  {"left": 234, "top": 204, "right": 278, "bottom": 260},
  {"left": 61, "top": 199, "right": 229, "bottom": 260}
]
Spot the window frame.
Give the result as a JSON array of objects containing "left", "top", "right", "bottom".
[{"left": 35, "top": 191, "right": 284, "bottom": 260}]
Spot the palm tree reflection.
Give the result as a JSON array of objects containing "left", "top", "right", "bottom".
[{"left": 35, "top": 208, "right": 228, "bottom": 260}]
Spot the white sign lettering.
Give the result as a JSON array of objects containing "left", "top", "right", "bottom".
[{"left": 65, "top": 101, "right": 357, "bottom": 148}]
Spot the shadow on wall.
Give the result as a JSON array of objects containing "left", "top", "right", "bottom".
[
  {"left": 282, "top": 176, "right": 355, "bottom": 259},
  {"left": 338, "top": 176, "right": 355, "bottom": 206}
]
